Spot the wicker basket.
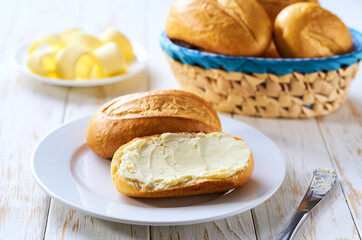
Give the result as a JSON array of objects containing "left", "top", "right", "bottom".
[
  {"left": 160, "top": 30, "right": 362, "bottom": 118},
  {"left": 167, "top": 57, "right": 359, "bottom": 118}
]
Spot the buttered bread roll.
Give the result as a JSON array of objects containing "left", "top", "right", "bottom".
[
  {"left": 256, "top": 0, "right": 318, "bottom": 22},
  {"left": 274, "top": 3, "right": 353, "bottom": 58},
  {"left": 86, "top": 90, "right": 221, "bottom": 159},
  {"left": 111, "top": 132, "right": 254, "bottom": 198},
  {"left": 166, "top": 0, "right": 272, "bottom": 56}
]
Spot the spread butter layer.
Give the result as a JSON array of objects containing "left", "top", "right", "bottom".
[{"left": 116, "top": 132, "right": 251, "bottom": 190}]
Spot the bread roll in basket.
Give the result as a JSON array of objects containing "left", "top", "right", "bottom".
[{"left": 166, "top": 0, "right": 272, "bottom": 57}]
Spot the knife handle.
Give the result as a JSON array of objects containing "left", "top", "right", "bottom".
[{"left": 275, "top": 210, "right": 309, "bottom": 240}]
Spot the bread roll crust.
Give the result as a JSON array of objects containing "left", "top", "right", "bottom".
[
  {"left": 166, "top": 0, "right": 272, "bottom": 56},
  {"left": 86, "top": 90, "right": 222, "bottom": 159},
  {"left": 274, "top": 2, "right": 353, "bottom": 58},
  {"left": 256, "top": 0, "right": 319, "bottom": 22},
  {"left": 262, "top": 40, "right": 281, "bottom": 58},
  {"left": 111, "top": 134, "right": 254, "bottom": 198}
]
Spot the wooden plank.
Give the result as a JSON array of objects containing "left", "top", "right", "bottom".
[
  {"left": 144, "top": 0, "right": 179, "bottom": 91},
  {"left": 151, "top": 214, "right": 256, "bottom": 240},
  {"left": 317, "top": 70, "right": 362, "bottom": 234},
  {"left": 234, "top": 115, "right": 359, "bottom": 239},
  {"left": 0, "top": 0, "right": 80, "bottom": 238},
  {"left": 44, "top": 0, "right": 150, "bottom": 239},
  {"left": 319, "top": 0, "right": 362, "bottom": 235},
  {"left": 0, "top": 0, "right": 23, "bottom": 56},
  {"left": 45, "top": 204, "right": 149, "bottom": 240}
]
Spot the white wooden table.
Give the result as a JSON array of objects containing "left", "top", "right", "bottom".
[{"left": 0, "top": 0, "right": 361, "bottom": 239}]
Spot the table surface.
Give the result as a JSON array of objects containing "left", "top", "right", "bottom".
[{"left": 0, "top": 0, "right": 361, "bottom": 239}]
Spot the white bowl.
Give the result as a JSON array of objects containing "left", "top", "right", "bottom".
[{"left": 14, "top": 42, "right": 148, "bottom": 87}]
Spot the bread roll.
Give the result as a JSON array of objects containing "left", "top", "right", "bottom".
[
  {"left": 165, "top": 0, "right": 272, "bottom": 57},
  {"left": 111, "top": 132, "right": 254, "bottom": 198},
  {"left": 86, "top": 90, "right": 222, "bottom": 159},
  {"left": 274, "top": 3, "right": 353, "bottom": 58},
  {"left": 256, "top": 0, "right": 318, "bottom": 22},
  {"left": 262, "top": 40, "right": 281, "bottom": 58}
]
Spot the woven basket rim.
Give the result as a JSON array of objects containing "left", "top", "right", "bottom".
[
  {"left": 160, "top": 29, "right": 362, "bottom": 62},
  {"left": 160, "top": 28, "right": 362, "bottom": 75}
]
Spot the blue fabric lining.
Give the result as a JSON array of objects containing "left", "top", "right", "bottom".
[{"left": 160, "top": 29, "right": 362, "bottom": 76}]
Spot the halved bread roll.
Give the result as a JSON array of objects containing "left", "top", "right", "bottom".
[
  {"left": 111, "top": 132, "right": 254, "bottom": 198},
  {"left": 86, "top": 90, "right": 222, "bottom": 159}
]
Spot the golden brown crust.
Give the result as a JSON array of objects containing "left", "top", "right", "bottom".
[
  {"left": 86, "top": 90, "right": 222, "bottom": 159},
  {"left": 256, "top": 0, "right": 319, "bottom": 22},
  {"left": 165, "top": 0, "right": 272, "bottom": 56},
  {"left": 261, "top": 40, "right": 281, "bottom": 58},
  {"left": 111, "top": 133, "right": 254, "bottom": 198},
  {"left": 273, "top": 2, "right": 353, "bottom": 58}
]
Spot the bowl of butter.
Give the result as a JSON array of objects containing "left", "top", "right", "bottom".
[{"left": 15, "top": 28, "right": 148, "bottom": 87}]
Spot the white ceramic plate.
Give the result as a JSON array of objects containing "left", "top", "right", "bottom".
[
  {"left": 15, "top": 42, "right": 147, "bottom": 87},
  {"left": 31, "top": 115, "right": 285, "bottom": 226}
]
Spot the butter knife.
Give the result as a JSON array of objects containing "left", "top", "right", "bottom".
[{"left": 275, "top": 168, "right": 337, "bottom": 240}]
